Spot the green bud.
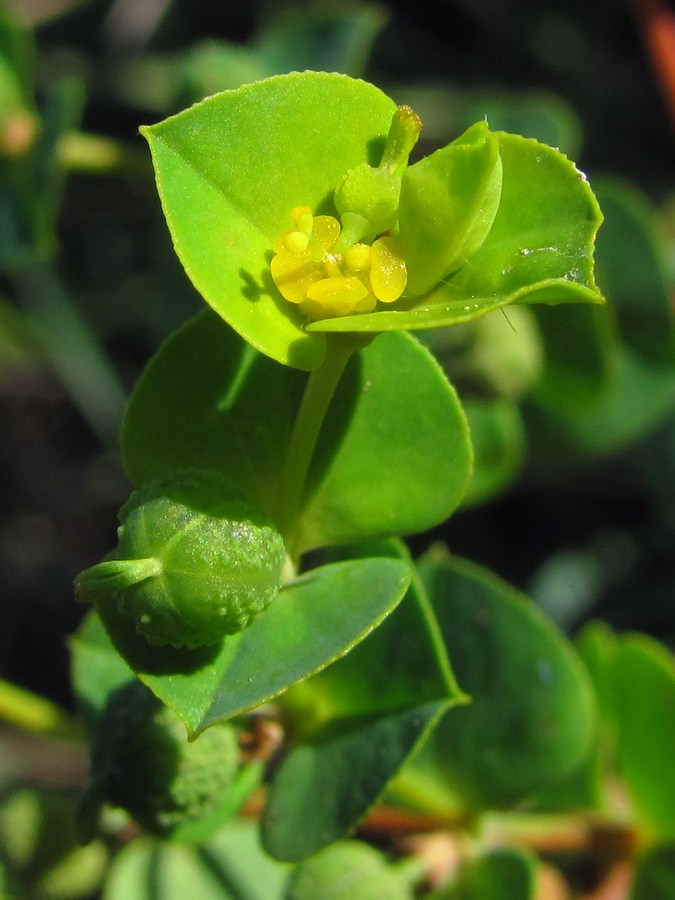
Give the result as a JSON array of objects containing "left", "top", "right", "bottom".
[
  {"left": 85, "top": 681, "right": 240, "bottom": 836},
  {"left": 76, "top": 469, "right": 286, "bottom": 649}
]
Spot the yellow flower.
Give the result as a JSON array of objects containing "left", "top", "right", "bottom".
[{"left": 271, "top": 206, "right": 407, "bottom": 321}]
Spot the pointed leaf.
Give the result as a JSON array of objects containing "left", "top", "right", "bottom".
[
  {"left": 263, "top": 540, "right": 464, "bottom": 860},
  {"left": 264, "top": 703, "right": 446, "bottom": 863},
  {"left": 93, "top": 556, "right": 410, "bottom": 735}
]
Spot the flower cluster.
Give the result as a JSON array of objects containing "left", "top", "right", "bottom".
[{"left": 270, "top": 206, "right": 407, "bottom": 320}]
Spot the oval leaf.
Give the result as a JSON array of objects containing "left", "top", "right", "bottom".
[
  {"left": 398, "top": 551, "right": 597, "bottom": 813},
  {"left": 297, "top": 331, "right": 473, "bottom": 551},
  {"left": 614, "top": 633, "right": 675, "bottom": 839}
]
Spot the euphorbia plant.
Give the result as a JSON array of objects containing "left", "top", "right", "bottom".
[{"left": 74, "top": 71, "right": 604, "bottom": 867}]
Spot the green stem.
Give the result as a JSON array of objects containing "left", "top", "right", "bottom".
[
  {"left": 0, "top": 677, "right": 78, "bottom": 737},
  {"left": 58, "top": 131, "right": 150, "bottom": 178},
  {"left": 275, "top": 334, "right": 361, "bottom": 560}
]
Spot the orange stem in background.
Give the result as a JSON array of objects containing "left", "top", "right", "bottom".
[{"left": 634, "top": 0, "right": 675, "bottom": 130}]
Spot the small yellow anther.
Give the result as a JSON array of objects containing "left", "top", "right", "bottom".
[{"left": 369, "top": 236, "right": 407, "bottom": 303}]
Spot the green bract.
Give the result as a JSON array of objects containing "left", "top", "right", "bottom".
[
  {"left": 141, "top": 71, "right": 603, "bottom": 370},
  {"left": 76, "top": 470, "right": 286, "bottom": 649}
]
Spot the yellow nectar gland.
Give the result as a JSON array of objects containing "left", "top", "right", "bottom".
[{"left": 270, "top": 206, "right": 407, "bottom": 320}]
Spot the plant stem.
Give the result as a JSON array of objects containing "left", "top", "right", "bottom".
[
  {"left": 275, "top": 334, "right": 360, "bottom": 560},
  {"left": 0, "top": 678, "right": 78, "bottom": 737}
]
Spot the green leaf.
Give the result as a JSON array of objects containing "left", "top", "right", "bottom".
[
  {"left": 92, "top": 555, "right": 410, "bottom": 736},
  {"left": 121, "top": 309, "right": 301, "bottom": 518},
  {"left": 398, "top": 121, "right": 503, "bottom": 296},
  {"left": 528, "top": 347, "right": 675, "bottom": 464},
  {"left": 424, "top": 305, "right": 543, "bottom": 401},
  {"left": 614, "top": 633, "right": 675, "bottom": 839},
  {"left": 103, "top": 822, "right": 290, "bottom": 900},
  {"left": 122, "top": 312, "right": 472, "bottom": 551},
  {"left": 394, "top": 551, "right": 596, "bottom": 813},
  {"left": 594, "top": 178, "right": 675, "bottom": 366},
  {"left": 297, "top": 331, "right": 472, "bottom": 551},
  {"left": 284, "top": 840, "right": 418, "bottom": 900},
  {"left": 263, "top": 540, "right": 464, "bottom": 861},
  {"left": 531, "top": 620, "right": 619, "bottom": 813},
  {"left": 631, "top": 843, "right": 675, "bottom": 900},
  {"left": 254, "top": 7, "right": 387, "bottom": 78},
  {"left": 461, "top": 398, "right": 525, "bottom": 506},
  {"left": 69, "top": 611, "right": 134, "bottom": 728},
  {"left": 443, "top": 848, "right": 538, "bottom": 900},
  {"left": 309, "top": 130, "right": 603, "bottom": 334},
  {"left": 140, "top": 71, "right": 397, "bottom": 369},
  {"left": 525, "top": 180, "right": 675, "bottom": 465}
]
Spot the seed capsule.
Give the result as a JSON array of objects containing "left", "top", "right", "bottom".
[
  {"left": 84, "top": 680, "right": 241, "bottom": 837},
  {"left": 76, "top": 470, "right": 286, "bottom": 649}
]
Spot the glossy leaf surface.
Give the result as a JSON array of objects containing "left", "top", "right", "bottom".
[
  {"left": 263, "top": 540, "right": 463, "bottom": 860},
  {"left": 395, "top": 552, "right": 596, "bottom": 813},
  {"left": 92, "top": 555, "right": 410, "bottom": 735},
  {"left": 122, "top": 311, "right": 472, "bottom": 551}
]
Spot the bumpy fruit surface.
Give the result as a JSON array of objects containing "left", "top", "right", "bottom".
[
  {"left": 76, "top": 469, "right": 286, "bottom": 648},
  {"left": 90, "top": 681, "right": 240, "bottom": 836}
]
